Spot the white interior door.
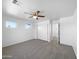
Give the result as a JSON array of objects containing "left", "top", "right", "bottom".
[{"left": 37, "top": 21, "right": 50, "bottom": 41}]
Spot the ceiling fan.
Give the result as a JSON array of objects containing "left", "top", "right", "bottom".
[{"left": 24, "top": 10, "right": 45, "bottom": 20}]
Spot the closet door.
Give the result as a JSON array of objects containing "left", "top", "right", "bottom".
[{"left": 37, "top": 21, "right": 50, "bottom": 41}]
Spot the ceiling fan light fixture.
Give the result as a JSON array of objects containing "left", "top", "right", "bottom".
[
  {"left": 33, "top": 16, "right": 38, "bottom": 19},
  {"left": 24, "top": 10, "right": 45, "bottom": 20}
]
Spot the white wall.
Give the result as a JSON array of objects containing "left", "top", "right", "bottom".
[
  {"left": 2, "top": 15, "right": 35, "bottom": 47},
  {"left": 60, "top": 10, "right": 77, "bottom": 55}
]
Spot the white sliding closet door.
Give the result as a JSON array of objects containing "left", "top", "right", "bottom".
[{"left": 37, "top": 20, "right": 50, "bottom": 41}]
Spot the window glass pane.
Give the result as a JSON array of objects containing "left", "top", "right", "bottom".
[
  {"left": 6, "top": 21, "right": 16, "bottom": 28},
  {"left": 25, "top": 24, "right": 32, "bottom": 29}
]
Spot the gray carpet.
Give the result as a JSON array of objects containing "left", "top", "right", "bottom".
[{"left": 2, "top": 39, "right": 76, "bottom": 59}]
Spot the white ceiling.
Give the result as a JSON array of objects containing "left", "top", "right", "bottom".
[{"left": 2, "top": 0, "right": 77, "bottom": 20}]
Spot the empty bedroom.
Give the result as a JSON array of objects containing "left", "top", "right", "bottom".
[{"left": 2, "top": 0, "right": 77, "bottom": 59}]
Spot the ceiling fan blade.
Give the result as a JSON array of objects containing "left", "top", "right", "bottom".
[
  {"left": 28, "top": 16, "right": 33, "bottom": 18},
  {"left": 35, "top": 11, "right": 40, "bottom": 15},
  {"left": 37, "top": 11, "right": 40, "bottom": 14},
  {"left": 38, "top": 15, "right": 45, "bottom": 17},
  {"left": 24, "top": 12, "right": 32, "bottom": 15}
]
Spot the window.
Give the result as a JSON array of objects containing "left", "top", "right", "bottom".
[
  {"left": 25, "top": 23, "right": 32, "bottom": 29},
  {"left": 6, "top": 21, "right": 16, "bottom": 28}
]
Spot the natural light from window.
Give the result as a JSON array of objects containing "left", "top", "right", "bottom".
[
  {"left": 6, "top": 21, "right": 16, "bottom": 28},
  {"left": 25, "top": 23, "right": 32, "bottom": 29}
]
